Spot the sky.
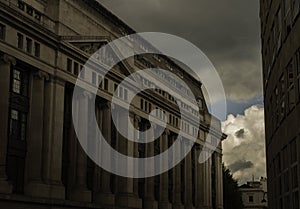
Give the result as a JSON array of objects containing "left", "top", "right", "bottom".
[{"left": 98, "top": 0, "right": 266, "bottom": 184}]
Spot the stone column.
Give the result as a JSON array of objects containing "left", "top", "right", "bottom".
[
  {"left": 144, "top": 124, "right": 158, "bottom": 209},
  {"left": 69, "top": 91, "right": 92, "bottom": 202},
  {"left": 116, "top": 110, "right": 142, "bottom": 209},
  {"left": 92, "top": 103, "right": 102, "bottom": 199},
  {"left": 159, "top": 130, "right": 172, "bottom": 209},
  {"left": 0, "top": 54, "right": 15, "bottom": 194},
  {"left": 94, "top": 102, "right": 115, "bottom": 206},
  {"left": 173, "top": 135, "right": 184, "bottom": 209},
  {"left": 195, "top": 145, "right": 204, "bottom": 209},
  {"left": 133, "top": 115, "right": 141, "bottom": 197},
  {"left": 37, "top": 77, "right": 66, "bottom": 199},
  {"left": 185, "top": 140, "right": 193, "bottom": 209},
  {"left": 216, "top": 153, "right": 223, "bottom": 209},
  {"left": 25, "top": 71, "right": 49, "bottom": 196},
  {"left": 203, "top": 149, "right": 212, "bottom": 209}
]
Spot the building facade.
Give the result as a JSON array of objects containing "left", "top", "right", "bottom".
[
  {"left": 260, "top": 0, "right": 300, "bottom": 209},
  {"left": 239, "top": 177, "right": 268, "bottom": 209},
  {"left": 0, "top": 0, "right": 225, "bottom": 209}
]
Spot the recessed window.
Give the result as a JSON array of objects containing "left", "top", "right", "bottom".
[
  {"left": 34, "top": 11, "right": 41, "bottom": 21},
  {"left": 0, "top": 24, "right": 5, "bottom": 40},
  {"left": 26, "top": 6, "right": 33, "bottom": 16},
  {"left": 12, "top": 69, "right": 21, "bottom": 94},
  {"left": 9, "top": 109, "right": 27, "bottom": 141},
  {"left": 74, "top": 62, "right": 79, "bottom": 75},
  {"left": 17, "top": 33, "right": 23, "bottom": 49},
  {"left": 34, "top": 42, "right": 40, "bottom": 57},
  {"left": 17, "top": 0, "right": 25, "bottom": 11},
  {"left": 67, "top": 58, "right": 72, "bottom": 73},
  {"left": 104, "top": 78, "right": 109, "bottom": 91},
  {"left": 249, "top": 195, "right": 254, "bottom": 203},
  {"left": 26, "top": 38, "right": 32, "bottom": 53}
]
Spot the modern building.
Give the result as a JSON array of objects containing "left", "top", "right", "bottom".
[
  {"left": 260, "top": 0, "right": 300, "bottom": 209},
  {"left": 0, "top": 0, "right": 226, "bottom": 209},
  {"left": 239, "top": 177, "right": 268, "bottom": 209}
]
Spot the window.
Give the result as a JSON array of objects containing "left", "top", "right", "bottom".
[
  {"left": 67, "top": 58, "right": 72, "bottom": 73},
  {"left": 17, "top": 0, "right": 25, "bottom": 11},
  {"left": 11, "top": 69, "right": 29, "bottom": 96},
  {"left": 291, "top": 139, "right": 297, "bottom": 163},
  {"left": 140, "top": 99, "right": 144, "bottom": 110},
  {"left": 293, "top": 192, "right": 299, "bottom": 209},
  {"left": 34, "top": 42, "right": 40, "bottom": 57},
  {"left": 104, "top": 78, "right": 109, "bottom": 91},
  {"left": 292, "top": 166, "right": 298, "bottom": 188},
  {"left": 73, "top": 62, "right": 79, "bottom": 76},
  {"left": 287, "top": 59, "right": 296, "bottom": 111},
  {"left": 9, "top": 109, "right": 27, "bottom": 141},
  {"left": 26, "top": 6, "right": 33, "bottom": 16},
  {"left": 17, "top": 33, "right": 23, "bottom": 49},
  {"left": 0, "top": 23, "right": 5, "bottom": 40},
  {"left": 26, "top": 38, "right": 32, "bottom": 53},
  {"left": 249, "top": 195, "right": 254, "bottom": 203},
  {"left": 8, "top": 67, "right": 29, "bottom": 193},
  {"left": 34, "top": 11, "right": 41, "bottom": 21},
  {"left": 12, "top": 70, "right": 21, "bottom": 94}
]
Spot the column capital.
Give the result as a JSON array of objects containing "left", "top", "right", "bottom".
[
  {"left": 100, "top": 100, "right": 112, "bottom": 109},
  {"left": 76, "top": 90, "right": 92, "bottom": 100},
  {"left": 163, "top": 129, "right": 170, "bottom": 136},
  {"left": 1, "top": 54, "right": 16, "bottom": 65},
  {"left": 47, "top": 75, "right": 65, "bottom": 86},
  {"left": 34, "top": 71, "right": 50, "bottom": 81}
]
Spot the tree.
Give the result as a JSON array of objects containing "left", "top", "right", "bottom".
[{"left": 223, "top": 165, "right": 244, "bottom": 209}]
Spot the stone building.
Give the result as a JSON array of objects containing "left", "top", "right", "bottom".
[
  {"left": 0, "top": 0, "right": 226, "bottom": 209},
  {"left": 260, "top": 0, "right": 300, "bottom": 209},
  {"left": 239, "top": 177, "right": 268, "bottom": 209}
]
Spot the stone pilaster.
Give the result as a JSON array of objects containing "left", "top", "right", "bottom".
[
  {"left": 159, "top": 130, "right": 172, "bottom": 209},
  {"left": 173, "top": 135, "right": 184, "bottom": 209},
  {"left": 203, "top": 149, "right": 212, "bottom": 209},
  {"left": 133, "top": 115, "right": 141, "bottom": 198},
  {"left": 92, "top": 103, "right": 102, "bottom": 199},
  {"left": 0, "top": 54, "right": 15, "bottom": 194},
  {"left": 185, "top": 141, "right": 193, "bottom": 209},
  {"left": 195, "top": 145, "right": 204, "bottom": 209},
  {"left": 116, "top": 110, "right": 142, "bottom": 209},
  {"left": 94, "top": 101, "right": 115, "bottom": 206},
  {"left": 25, "top": 71, "right": 49, "bottom": 197},
  {"left": 68, "top": 91, "right": 92, "bottom": 202},
  {"left": 26, "top": 76, "right": 66, "bottom": 199},
  {"left": 144, "top": 124, "right": 158, "bottom": 209},
  {"left": 216, "top": 153, "right": 223, "bottom": 209}
]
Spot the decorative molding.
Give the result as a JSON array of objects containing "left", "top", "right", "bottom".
[
  {"left": 1, "top": 54, "right": 16, "bottom": 66},
  {"left": 34, "top": 71, "right": 50, "bottom": 81}
]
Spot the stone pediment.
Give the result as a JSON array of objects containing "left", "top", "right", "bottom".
[{"left": 61, "top": 36, "right": 135, "bottom": 78}]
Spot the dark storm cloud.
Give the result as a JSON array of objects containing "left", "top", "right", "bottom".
[
  {"left": 99, "top": 0, "right": 263, "bottom": 102},
  {"left": 228, "top": 160, "right": 254, "bottom": 173}
]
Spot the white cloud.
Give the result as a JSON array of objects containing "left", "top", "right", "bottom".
[{"left": 222, "top": 105, "right": 266, "bottom": 185}]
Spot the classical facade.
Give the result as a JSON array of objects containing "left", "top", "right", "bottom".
[
  {"left": 239, "top": 177, "right": 268, "bottom": 209},
  {"left": 0, "top": 0, "right": 225, "bottom": 209},
  {"left": 260, "top": 0, "right": 300, "bottom": 209}
]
